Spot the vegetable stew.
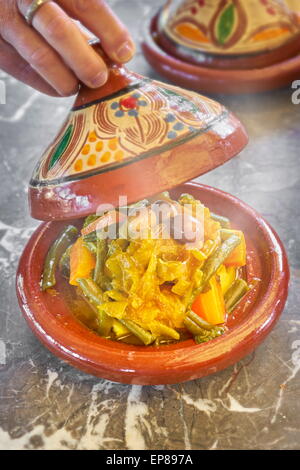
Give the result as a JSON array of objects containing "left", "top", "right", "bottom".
[{"left": 41, "top": 192, "right": 250, "bottom": 346}]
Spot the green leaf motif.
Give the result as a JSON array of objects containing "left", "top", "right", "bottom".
[
  {"left": 160, "top": 87, "right": 198, "bottom": 115},
  {"left": 217, "top": 3, "right": 235, "bottom": 45},
  {"left": 49, "top": 124, "right": 73, "bottom": 170}
]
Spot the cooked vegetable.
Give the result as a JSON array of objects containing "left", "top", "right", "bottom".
[
  {"left": 42, "top": 225, "right": 78, "bottom": 291},
  {"left": 221, "top": 229, "right": 247, "bottom": 267},
  {"left": 83, "top": 231, "right": 98, "bottom": 243},
  {"left": 42, "top": 192, "right": 250, "bottom": 347},
  {"left": 97, "top": 310, "right": 113, "bottom": 337},
  {"left": 58, "top": 245, "right": 72, "bottom": 278},
  {"left": 186, "top": 310, "right": 218, "bottom": 331},
  {"left": 83, "top": 215, "right": 100, "bottom": 229},
  {"left": 191, "top": 276, "right": 226, "bottom": 325},
  {"left": 149, "top": 321, "right": 180, "bottom": 340},
  {"left": 200, "top": 234, "right": 241, "bottom": 290},
  {"left": 184, "top": 313, "right": 225, "bottom": 343},
  {"left": 77, "top": 277, "right": 104, "bottom": 307},
  {"left": 69, "top": 237, "right": 96, "bottom": 286},
  {"left": 83, "top": 240, "right": 97, "bottom": 254},
  {"left": 93, "top": 238, "right": 108, "bottom": 287},
  {"left": 184, "top": 316, "right": 207, "bottom": 336},
  {"left": 112, "top": 319, "right": 130, "bottom": 339},
  {"left": 217, "top": 265, "right": 237, "bottom": 294},
  {"left": 210, "top": 212, "right": 231, "bottom": 228},
  {"left": 194, "top": 327, "right": 225, "bottom": 344},
  {"left": 157, "top": 259, "right": 186, "bottom": 282},
  {"left": 99, "top": 301, "right": 128, "bottom": 319},
  {"left": 224, "top": 279, "right": 249, "bottom": 313},
  {"left": 118, "top": 319, "right": 154, "bottom": 345}
]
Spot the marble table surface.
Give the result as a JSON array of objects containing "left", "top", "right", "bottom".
[{"left": 0, "top": 0, "right": 299, "bottom": 451}]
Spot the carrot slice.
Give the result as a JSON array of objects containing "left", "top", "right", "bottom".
[
  {"left": 69, "top": 237, "right": 96, "bottom": 286},
  {"left": 192, "top": 276, "right": 226, "bottom": 325}
]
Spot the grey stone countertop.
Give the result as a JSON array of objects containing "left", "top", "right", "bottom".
[{"left": 0, "top": 0, "right": 299, "bottom": 451}]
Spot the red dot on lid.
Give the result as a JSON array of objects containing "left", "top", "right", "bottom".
[{"left": 120, "top": 96, "right": 138, "bottom": 109}]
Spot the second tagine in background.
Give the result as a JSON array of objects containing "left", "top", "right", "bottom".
[{"left": 142, "top": 0, "right": 300, "bottom": 93}]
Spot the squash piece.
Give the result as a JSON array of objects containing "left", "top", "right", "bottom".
[
  {"left": 69, "top": 237, "right": 96, "bottom": 286},
  {"left": 157, "top": 259, "right": 186, "bottom": 282},
  {"left": 217, "top": 265, "right": 237, "bottom": 294},
  {"left": 112, "top": 319, "right": 130, "bottom": 338},
  {"left": 192, "top": 276, "right": 226, "bottom": 325},
  {"left": 99, "top": 301, "right": 128, "bottom": 319},
  {"left": 172, "top": 279, "right": 191, "bottom": 296}
]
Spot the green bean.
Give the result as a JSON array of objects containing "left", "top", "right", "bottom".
[
  {"left": 83, "top": 231, "right": 98, "bottom": 243},
  {"left": 220, "top": 228, "right": 240, "bottom": 241},
  {"left": 178, "top": 193, "right": 195, "bottom": 204},
  {"left": 200, "top": 235, "right": 241, "bottom": 290},
  {"left": 77, "top": 278, "right": 112, "bottom": 335},
  {"left": 93, "top": 237, "right": 108, "bottom": 287},
  {"left": 77, "top": 278, "right": 104, "bottom": 307},
  {"left": 118, "top": 319, "right": 154, "bottom": 346},
  {"left": 154, "top": 337, "right": 177, "bottom": 346},
  {"left": 58, "top": 245, "right": 72, "bottom": 278},
  {"left": 225, "top": 279, "right": 249, "bottom": 313},
  {"left": 210, "top": 212, "right": 231, "bottom": 229},
  {"left": 83, "top": 215, "right": 100, "bottom": 229},
  {"left": 83, "top": 240, "right": 97, "bottom": 254},
  {"left": 184, "top": 317, "right": 207, "bottom": 336},
  {"left": 186, "top": 310, "right": 216, "bottom": 331},
  {"left": 42, "top": 225, "right": 78, "bottom": 291},
  {"left": 194, "top": 328, "right": 225, "bottom": 344},
  {"left": 184, "top": 313, "right": 225, "bottom": 343},
  {"left": 97, "top": 310, "right": 113, "bottom": 337}
]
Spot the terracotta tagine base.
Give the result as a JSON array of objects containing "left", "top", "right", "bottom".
[
  {"left": 16, "top": 182, "right": 289, "bottom": 385},
  {"left": 17, "top": 45, "right": 289, "bottom": 383},
  {"left": 142, "top": 0, "right": 300, "bottom": 94}
]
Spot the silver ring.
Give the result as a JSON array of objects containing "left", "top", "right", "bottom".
[{"left": 25, "top": 0, "right": 52, "bottom": 26}]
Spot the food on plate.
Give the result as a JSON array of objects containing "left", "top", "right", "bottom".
[{"left": 42, "top": 192, "right": 250, "bottom": 346}]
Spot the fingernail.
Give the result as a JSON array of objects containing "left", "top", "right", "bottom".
[
  {"left": 90, "top": 71, "right": 108, "bottom": 88},
  {"left": 116, "top": 41, "right": 135, "bottom": 63}
]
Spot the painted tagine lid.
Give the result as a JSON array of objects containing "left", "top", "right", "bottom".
[
  {"left": 29, "top": 54, "right": 248, "bottom": 221},
  {"left": 157, "top": 0, "right": 300, "bottom": 68}
]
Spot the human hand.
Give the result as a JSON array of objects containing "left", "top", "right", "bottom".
[{"left": 0, "top": 0, "right": 135, "bottom": 96}]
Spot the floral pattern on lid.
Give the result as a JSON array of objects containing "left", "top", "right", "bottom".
[
  {"left": 161, "top": 0, "right": 300, "bottom": 56},
  {"left": 31, "top": 79, "right": 225, "bottom": 185}
]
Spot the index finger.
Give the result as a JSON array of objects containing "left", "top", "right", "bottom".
[{"left": 60, "top": 0, "right": 135, "bottom": 63}]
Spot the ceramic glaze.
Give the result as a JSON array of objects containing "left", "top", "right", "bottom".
[
  {"left": 16, "top": 183, "right": 290, "bottom": 385},
  {"left": 161, "top": 0, "right": 300, "bottom": 56},
  {"left": 32, "top": 77, "right": 225, "bottom": 184},
  {"left": 142, "top": 0, "right": 300, "bottom": 93},
  {"left": 18, "top": 47, "right": 289, "bottom": 385},
  {"left": 29, "top": 52, "right": 247, "bottom": 220}
]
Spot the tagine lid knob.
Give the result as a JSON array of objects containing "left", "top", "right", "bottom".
[{"left": 29, "top": 45, "right": 248, "bottom": 221}]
